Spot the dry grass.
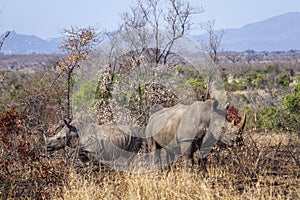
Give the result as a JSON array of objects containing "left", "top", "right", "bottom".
[
  {"left": 0, "top": 123, "right": 298, "bottom": 199},
  {"left": 51, "top": 133, "right": 299, "bottom": 200}
]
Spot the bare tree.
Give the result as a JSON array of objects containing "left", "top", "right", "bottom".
[
  {"left": 245, "top": 49, "right": 256, "bottom": 63},
  {"left": 94, "top": 0, "right": 202, "bottom": 125},
  {"left": 120, "top": 0, "right": 202, "bottom": 65},
  {"left": 0, "top": 31, "right": 10, "bottom": 83},
  {"left": 0, "top": 31, "right": 10, "bottom": 51},
  {"left": 225, "top": 52, "right": 241, "bottom": 63},
  {"left": 201, "top": 20, "right": 224, "bottom": 64},
  {"left": 58, "top": 26, "right": 97, "bottom": 123}
]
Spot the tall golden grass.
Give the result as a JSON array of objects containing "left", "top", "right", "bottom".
[{"left": 51, "top": 133, "right": 299, "bottom": 200}]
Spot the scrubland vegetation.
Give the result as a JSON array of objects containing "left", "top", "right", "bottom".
[
  {"left": 0, "top": 0, "right": 299, "bottom": 199},
  {"left": 0, "top": 52, "right": 299, "bottom": 199}
]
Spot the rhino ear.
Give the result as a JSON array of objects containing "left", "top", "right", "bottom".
[
  {"left": 212, "top": 100, "right": 219, "bottom": 109},
  {"left": 63, "top": 119, "right": 69, "bottom": 126},
  {"left": 66, "top": 124, "right": 78, "bottom": 138},
  {"left": 64, "top": 118, "right": 74, "bottom": 128}
]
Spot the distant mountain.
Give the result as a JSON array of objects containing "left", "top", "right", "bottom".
[
  {"left": 1, "top": 12, "right": 300, "bottom": 54},
  {"left": 191, "top": 12, "right": 300, "bottom": 52},
  {"left": 0, "top": 31, "right": 62, "bottom": 54}
]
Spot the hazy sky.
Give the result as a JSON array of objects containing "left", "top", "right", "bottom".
[{"left": 0, "top": 0, "right": 299, "bottom": 39}]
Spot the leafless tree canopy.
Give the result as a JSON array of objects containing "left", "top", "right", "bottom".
[
  {"left": 120, "top": 0, "right": 202, "bottom": 64},
  {"left": 201, "top": 20, "right": 224, "bottom": 64},
  {"left": 0, "top": 31, "right": 10, "bottom": 51},
  {"left": 93, "top": 0, "right": 203, "bottom": 125}
]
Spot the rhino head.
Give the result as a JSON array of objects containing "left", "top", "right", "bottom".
[
  {"left": 46, "top": 121, "right": 79, "bottom": 152},
  {"left": 218, "top": 114, "right": 246, "bottom": 146}
]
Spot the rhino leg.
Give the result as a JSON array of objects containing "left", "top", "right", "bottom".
[
  {"left": 197, "top": 157, "right": 208, "bottom": 173},
  {"left": 146, "top": 138, "right": 163, "bottom": 170},
  {"left": 156, "top": 149, "right": 164, "bottom": 170},
  {"left": 166, "top": 151, "right": 175, "bottom": 166},
  {"left": 180, "top": 141, "right": 195, "bottom": 168}
]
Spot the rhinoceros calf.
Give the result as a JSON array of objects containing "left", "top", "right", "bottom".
[
  {"left": 146, "top": 99, "right": 246, "bottom": 168},
  {"left": 46, "top": 121, "right": 145, "bottom": 168}
]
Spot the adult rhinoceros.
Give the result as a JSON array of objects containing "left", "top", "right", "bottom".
[
  {"left": 145, "top": 99, "right": 246, "bottom": 168},
  {"left": 46, "top": 121, "right": 145, "bottom": 169}
]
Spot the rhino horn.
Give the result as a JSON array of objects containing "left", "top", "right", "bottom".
[
  {"left": 237, "top": 114, "right": 246, "bottom": 132},
  {"left": 223, "top": 102, "right": 230, "bottom": 110},
  {"left": 231, "top": 118, "right": 236, "bottom": 126}
]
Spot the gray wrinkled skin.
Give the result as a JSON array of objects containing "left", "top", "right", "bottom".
[
  {"left": 46, "top": 122, "right": 145, "bottom": 167},
  {"left": 46, "top": 100, "right": 246, "bottom": 171},
  {"left": 146, "top": 99, "right": 246, "bottom": 167}
]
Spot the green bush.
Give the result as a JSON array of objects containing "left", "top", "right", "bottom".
[
  {"left": 285, "top": 68, "right": 295, "bottom": 76},
  {"left": 276, "top": 73, "right": 291, "bottom": 87},
  {"left": 72, "top": 78, "right": 99, "bottom": 109},
  {"left": 259, "top": 106, "right": 284, "bottom": 130},
  {"left": 259, "top": 77, "right": 300, "bottom": 132},
  {"left": 264, "top": 65, "right": 279, "bottom": 74},
  {"left": 176, "top": 67, "right": 184, "bottom": 74},
  {"left": 186, "top": 76, "right": 208, "bottom": 100},
  {"left": 225, "top": 79, "right": 247, "bottom": 91},
  {"left": 247, "top": 70, "right": 267, "bottom": 89},
  {"left": 284, "top": 78, "right": 300, "bottom": 112}
]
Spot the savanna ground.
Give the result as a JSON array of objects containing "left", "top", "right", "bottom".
[
  {"left": 0, "top": 52, "right": 299, "bottom": 199},
  {"left": 49, "top": 133, "right": 299, "bottom": 200}
]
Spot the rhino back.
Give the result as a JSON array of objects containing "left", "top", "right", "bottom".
[
  {"left": 177, "top": 101, "right": 211, "bottom": 142},
  {"left": 146, "top": 104, "right": 187, "bottom": 149},
  {"left": 77, "top": 125, "right": 120, "bottom": 154}
]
